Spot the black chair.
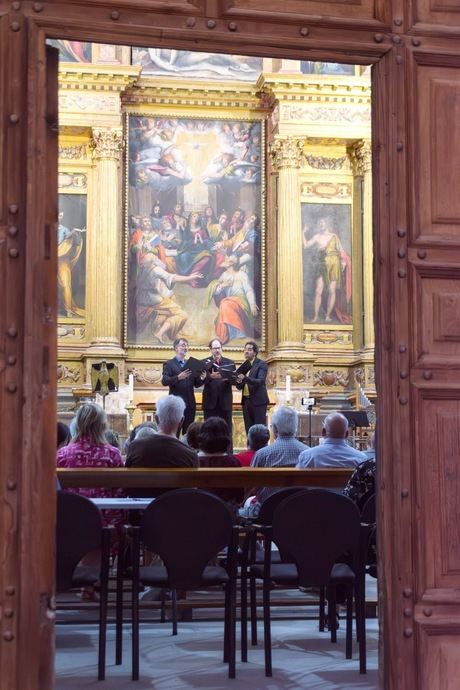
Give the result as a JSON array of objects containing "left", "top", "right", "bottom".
[
  {"left": 56, "top": 491, "right": 111, "bottom": 681},
  {"left": 130, "top": 489, "right": 238, "bottom": 680},
  {"left": 239, "top": 487, "right": 305, "bottom": 659},
  {"left": 249, "top": 489, "right": 367, "bottom": 676}
]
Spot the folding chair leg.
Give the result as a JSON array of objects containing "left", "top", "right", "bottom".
[
  {"left": 250, "top": 574, "right": 258, "bottom": 645},
  {"left": 356, "top": 581, "right": 367, "bottom": 674},
  {"left": 171, "top": 588, "right": 178, "bottom": 636},
  {"left": 240, "top": 562, "right": 248, "bottom": 662},
  {"left": 115, "top": 530, "right": 125, "bottom": 665},
  {"left": 98, "top": 580, "right": 108, "bottom": 681},
  {"left": 131, "top": 532, "right": 140, "bottom": 681},
  {"left": 98, "top": 530, "right": 110, "bottom": 681},
  {"left": 160, "top": 590, "right": 166, "bottom": 623},
  {"left": 327, "top": 585, "right": 337, "bottom": 644},
  {"left": 263, "top": 577, "right": 272, "bottom": 677},
  {"left": 228, "top": 580, "right": 236, "bottom": 679},
  {"left": 345, "top": 588, "right": 353, "bottom": 659},
  {"left": 223, "top": 585, "right": 230, "bottom": 663},
  {"left": 319, "top": 586, "right": 326, "bottom": 632}
]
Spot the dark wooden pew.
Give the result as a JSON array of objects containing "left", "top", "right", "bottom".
[{"left": 56, "top": 467, "right": 354, "bottom": 489}]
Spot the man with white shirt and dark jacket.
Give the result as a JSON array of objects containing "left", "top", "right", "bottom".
[
  {"left": 161, "top": 337, "right": 199, "bottom": 434},
  {"left": 235, "top": 340, "right": 269, "bottom": 434}
]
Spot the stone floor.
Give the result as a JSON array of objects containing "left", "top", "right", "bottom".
[{"left": 55, "top": 603, "right": 380, "bottom": 689}]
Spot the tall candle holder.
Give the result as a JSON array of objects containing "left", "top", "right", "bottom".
[{"left": 125, "top": 403, "right": 136, "bottom": 431}]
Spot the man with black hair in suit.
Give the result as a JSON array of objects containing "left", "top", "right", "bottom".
[
  {"left": 235, "top": 340, "right": 269, "bottom": 434},
  {"left": 201, "top": 337, "right": 235, "bottom": 433},
  {"left": 161, "top": 337, "right": 199, "bottom": 435}
]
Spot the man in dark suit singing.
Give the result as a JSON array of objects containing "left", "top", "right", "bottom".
[
  {"left": 162, "top": 337, "right": 199, "bottom": 434},
  {"left": 201, "top": 338, "right": 235, "bottom": 433},
  {"left": 236, "top": 340, "right": 269, "bottom": 434}
]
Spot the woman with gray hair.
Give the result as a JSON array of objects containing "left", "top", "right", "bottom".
[{"left": 56, "top": 402, "right": 125, "bottom": 528}]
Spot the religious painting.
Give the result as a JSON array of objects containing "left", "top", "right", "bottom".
[
  {"left": 301, "top": 203, "right": 352, "bottom": 325},
  {"left": 47, "top": 39, "right": 92, "bottom": 63},
  {"left": 301, "top": 61, "right": 356, "bottom": 76},
  {"left": 57, "top": 193, "right": 87, "bottom": 319},
  {"left": 125, "top": 114, "right": 264, "bottom": 349},
  {"left": 131, "top": 48, "right": 263, "bottom": 82}
]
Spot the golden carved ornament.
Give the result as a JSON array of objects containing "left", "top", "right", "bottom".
[
  {"left": 285, "top": 366, "right": 308, "bottom": 383},
  {"left": 354, "top": 367, "right": 365, "bottom": 385},
  {"left": 57, "top": 364, "right": 81, "bottom": 383},
  {"left": 313, "top": 369, "right": 349, "bottom": 387},
  {"left": 130, "top": 366, "right": 162, "bottom": 385},
  {"left": 269, "top": 137, "right": 304, "bottom": 170},
  {"left": 91, "top": 127, "right": 123, "bottom": 160},
  {"left": 348, "top": 140, "right": 372, "bottom": 175},
  {"left": 58, "top": 144, "right": 88, "bottom": 160}
]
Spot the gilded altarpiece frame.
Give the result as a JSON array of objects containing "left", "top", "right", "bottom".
[
  {"left": 300, "top": 154, "right": 356, "bottom": 351},
  {"left": 57, "top": 137, "right": 92, "bottom": 347},
  {"left": 123, "top": 112, "right": 266, "bottom": 351}
]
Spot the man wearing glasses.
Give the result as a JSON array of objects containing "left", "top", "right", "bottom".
[{"left": 201, "top": 338, "right": 235, "bottom": 433}]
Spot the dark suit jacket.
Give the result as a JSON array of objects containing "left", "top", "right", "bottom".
[
  {"left": 236, "top": 357, "right": 269, "bottom": 406},
  {"left": 161, "top": 357, "right": 198, "bottom": 411},
  {"left": 202, "top": 356, "right": 235, "bottom": 412}
]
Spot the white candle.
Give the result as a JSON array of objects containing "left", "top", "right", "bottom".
[
  {"left": 285, "top": 374, "right": 291, "bottom": 402},
  {"left": 128, "top": 373, "right": 134, "bottom": 403}
]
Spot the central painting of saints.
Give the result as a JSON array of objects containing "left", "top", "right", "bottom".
[{"left": 125, "top": 114, "right": 263, "bottom": 348}]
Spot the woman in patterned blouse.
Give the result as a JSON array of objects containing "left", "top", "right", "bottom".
[{"left": 57, "top": 402, "right": 125, "bottom": 527}]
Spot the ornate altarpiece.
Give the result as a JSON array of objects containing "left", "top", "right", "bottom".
[{"left": 56, "top": 55, "right": 374, "bottom": 442}]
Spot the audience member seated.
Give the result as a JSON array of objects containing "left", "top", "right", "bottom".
[
  {"left": 57, "top": 421, "right": 70, "bottom": 449},
  {"left": 125, "top": 395, "right": 198, "bottom": 497},
  {"left": 343, "top": 431, "right": 376, "bottom": 510},
  {"left": 56, "top": 422, "right": 70, "bottom": 490},
  {"left": 297, "top": 412, "right": 367, "bottom": 469},
  {"left": 235, "top": 424, "right": 270, "bottom": 467},
  {"left": 124, "top": 421, "right": 157, "bottom": 454},
  {"left": 362, "top": 430, "right": 376, "bottom": 460},
  {"left": 240, "top": 407, "right": 308, "bottom": 518},
  {"left": 183, "top": 421, "right": 202, "bottom": 451},
  {"left": 105, "top": 429, "right": 121, "bottom": 450},
  {"left": 56, "top": 402, "right": 125, "bottom": 529},
  {"left": 197, "top": 417, "right": 243, "bottom": 513}
]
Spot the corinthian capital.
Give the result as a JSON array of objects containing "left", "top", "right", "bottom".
[
  {"left": 269, "top": 137, "right": 304, "bottom": 171},
  {"left": 348, "top": 139, "right": 372, "bottom": 175},
  {"left": 92, "top": 127, "right": 123, "bottom": 160}
]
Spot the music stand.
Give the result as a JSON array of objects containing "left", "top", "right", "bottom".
[
  {"left": 342, "top": 410, "right": 369, "bottom": 449},
  {"left": 341, "top": 410, "right": 370, "bottom": 429}
]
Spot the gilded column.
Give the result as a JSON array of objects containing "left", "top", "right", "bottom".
[
  {"left": 350, "top": 140, "right": 374, "bottom": 350},
  {"left": 87, "top": 127, "right": 124, "bottom": 353},
  {"left": 269, "top": 136, "right": 305, "bottom": 350}
]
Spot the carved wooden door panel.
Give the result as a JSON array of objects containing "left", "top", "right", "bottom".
[
  {"left": 0, "top": 14, "right": 58, "bottom": 688},
  {"left": 372, "top": 5, "right": 460, "bottom": 685}
]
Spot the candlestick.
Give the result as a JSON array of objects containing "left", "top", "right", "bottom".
[
  {"left": 285, "top": 374, "right": 291, "bottom": 403},
  {"left": 128, "top": 373, "right": 134, "bottom": 403},
  {"left": 125, "top": 403, "right": 136, "bottom": 431}
]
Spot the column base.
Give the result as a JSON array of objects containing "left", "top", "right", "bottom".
[{"left": 86, "top": 338, "right": 125, "bottom": 357}]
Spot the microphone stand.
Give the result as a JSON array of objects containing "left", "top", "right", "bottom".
[{"left": 308, "top": 402, "right": 314, "bottom": 446}]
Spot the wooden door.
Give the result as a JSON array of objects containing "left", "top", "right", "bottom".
[
  {"left": 0, "top": 13, "right": 58, "bottom": 687},
  {"left": 1, "top": 2, "right": 460, "bottom": 688}
]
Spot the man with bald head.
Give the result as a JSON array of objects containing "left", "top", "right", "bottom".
[{"left": 297, "top": 411, "right": 366, "bottom": 468}]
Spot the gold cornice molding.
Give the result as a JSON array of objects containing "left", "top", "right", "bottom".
[
  {"left": 269, "top": 136, "right": 304, "bottom": 170},
  {"left": 123, "top": 77, "right": 268, "bottom": 111},
  {"left": 91, "top": 127, "right": 123, "bottom": 160},
  {"left": 257, "top": 73, "right": 371, "bottom": 102},
  {"left": 59, "top": 64, "right": 141, "bottom": 92}
]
